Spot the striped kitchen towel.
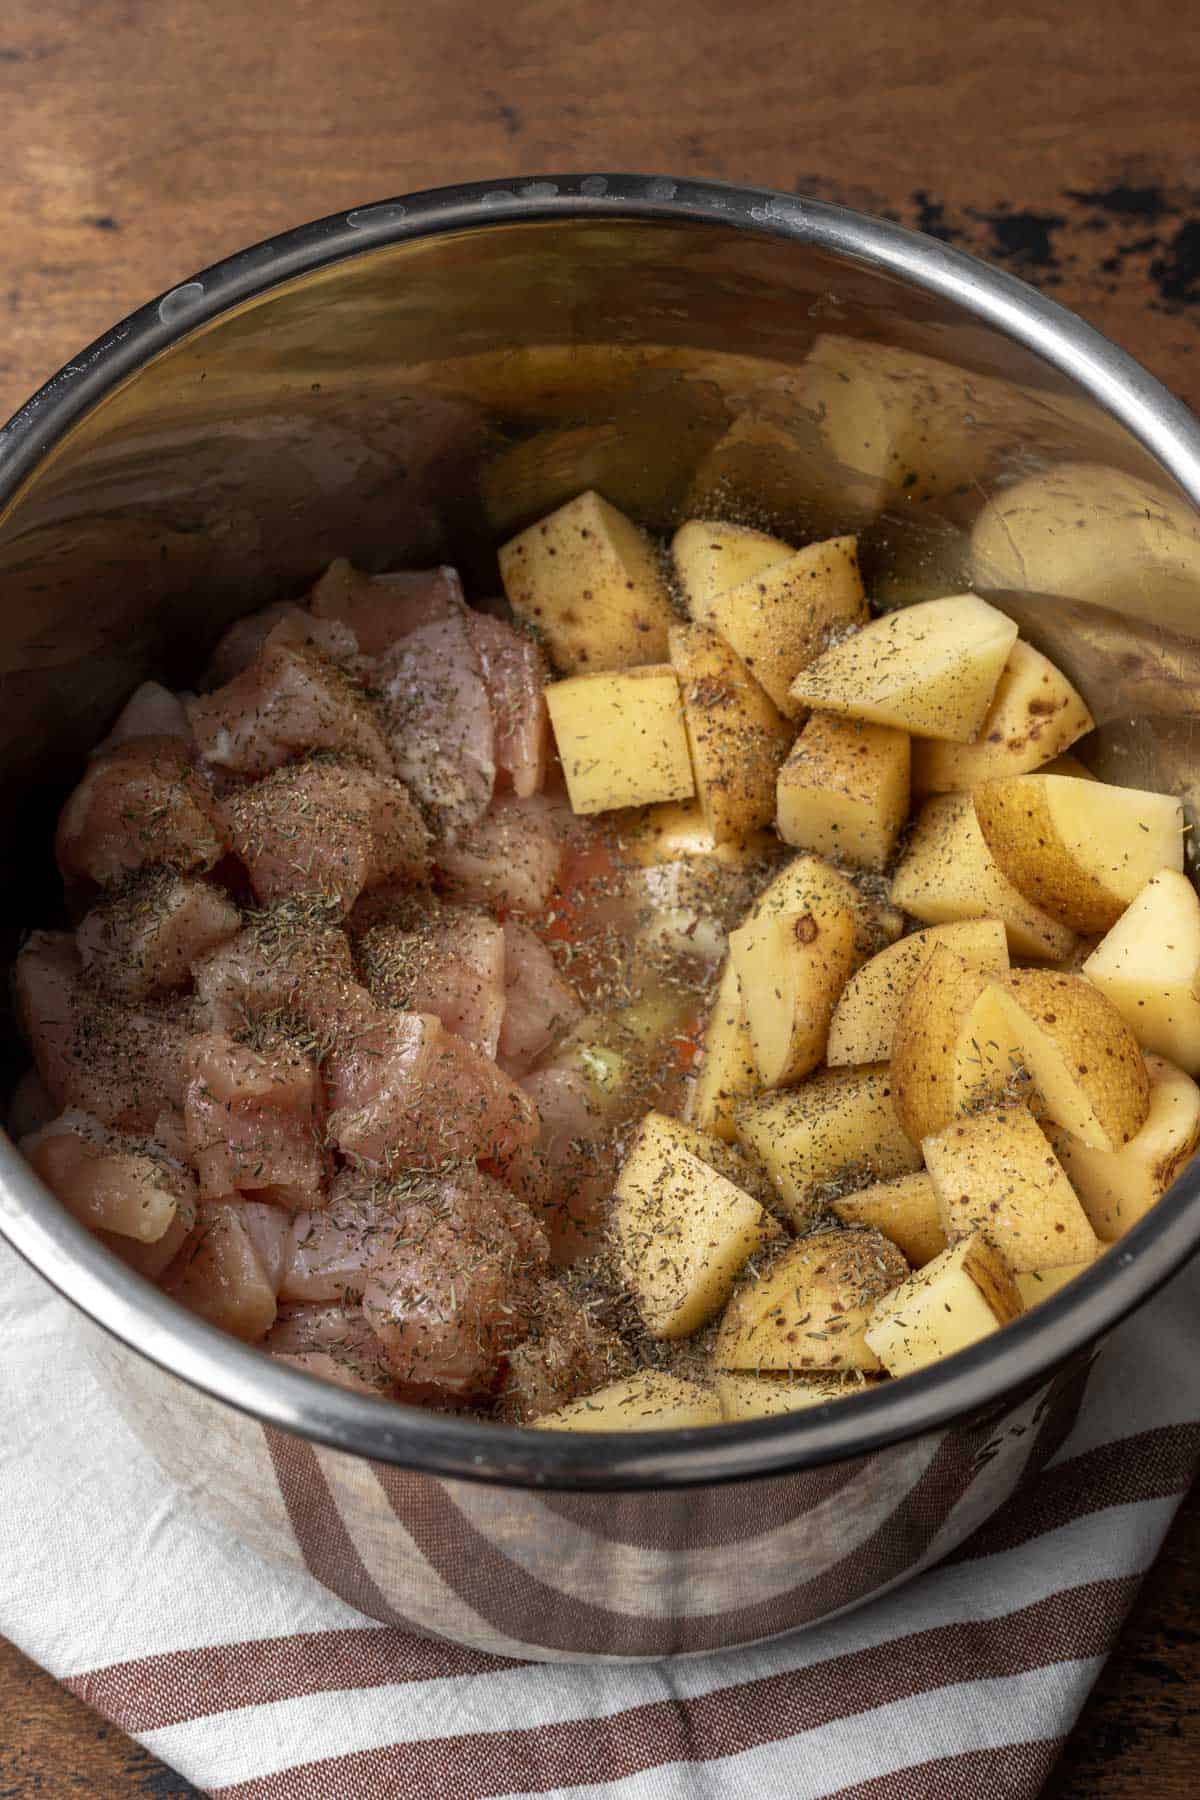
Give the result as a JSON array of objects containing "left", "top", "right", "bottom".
[{"left": 1, "top": 1237, "right": 1197, "bottom": 1798}]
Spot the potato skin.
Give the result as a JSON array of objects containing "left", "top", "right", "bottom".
[
  {"left": 912, "top": 641, "right": 1093, "bottom": 795},
  {"left": 669, "top": 620, "right": 793, "bottom": 845},
  {"left": 715, "top": 1229, "right": 909, "bottom": 1374},
  {"left": 827, "top": 919, "right": 1009, "bottom": 1068}
]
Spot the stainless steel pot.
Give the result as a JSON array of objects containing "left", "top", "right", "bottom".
[{"left": 2, "top": 175, "right": 1199, "bottom": 1661}]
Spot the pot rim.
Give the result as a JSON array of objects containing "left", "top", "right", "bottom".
[{"left": 1, "top": 172, "right": 1199, "bottom": 1491}]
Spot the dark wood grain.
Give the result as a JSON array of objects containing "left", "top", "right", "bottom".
[{"left": 0, "top": 0, "right": 1197, "bottom": 1793}]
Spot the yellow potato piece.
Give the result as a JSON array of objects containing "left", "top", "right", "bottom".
[
  {"left": 729, "top": 901, "right": 857, "bottom": 1089},
  {"left": 827, "top": 919, "right": 1010, "bottom": 1068},
  {"left": 671, "top": 518, "right": 793, "bottom": 621},
  {"left": 1082, "top": 869, "right": 1200, "bottom": 1075},
  {"left": 973, "top": 773, "right": 1184, "bottom": 935},
  {"left": 534, "top": 1371, "right": 722, "bottom": 1432},
  {"left": 890, "top": 793, "right": 1077, "bottom": 961},
  {"left": 1046, "top": 1053, "right": 1200, "bottom": 1241},
  {"left": 912, "top": 640, "right": 1094, "bottom": 794},
  {"left": 788, "top": 594, "right": 1017, "bottom": 742},
  {"left": 715, "top": 1229, "right": 908, "bottom": 1374},
  {"left": 831, "top": 1171, "right": 947, "bottom": 1268},
  {"left": 716, "top": 1371, "right": 870, "bottom": 1421},
  {"left": 891, "top": 946, "right": 1029, "bottom": 1144},
  {"left": 776, "top": 714, "right": 910, "bottom": 871},
  {"left": 613, "top": 1112, "right": 778, "bottom": 1339},
  {"left": 864, "top": 1232, "right": 1023, "bottom": 1376},
  {"left": 499, "top": 489, "right": 675, "bottom": 674},
  {"left": 991, "top": 968, "right": 1150, "bottom": 1152},
  {"left": 686, "top": 956, "right": 758, "bottom": 1142},
  {"left": 747, "top": 850, "right": 902, "bottom": 964},
  {"left": 705, "top": 535, "right": 867, "bottom": 716},
  {"left": 923, "top": 1105, "right": 1099, "bottom": 1272},
  {"left": 546, "top": 665, "right": 694, "bottom": 814},
  {"left": 1015, "top": 1255, "right": 1100, "bottom": 1310},
  {"left": 669, "top": 621, "right": 793, "bottom": 844},
  {"left": 735, "top": 1064, "right": 922, "bottom": 1226}
]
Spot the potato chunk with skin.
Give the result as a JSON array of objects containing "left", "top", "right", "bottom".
[
  {"left": 546, "top": 665, "right": 694, "bottom": 814},
  {"left": 912, "top": 641, "right": 1094, "bottom": 795},
  {"left": 991, "top": 968, "right": 1150, "bottom": 1152},
  {"left": 788, "top": 594, "right": 1017, "bottom": 741},
  {"left": 890, "top": 793, "right": 1077, "bottom": 961},
  {"left": 864, "top": 1232, "right": 1023, "bottom": 1377},
  {"left": 831, "top": 1171, "right": 947, "bottom": 1268},
  {"left": 716, "top": 1371, "right": 869, "bottom": 1420},
  {"left": 715, "top": 1229, "right": 908, "bottom": 1374},
  {"left": 735, "top": 1065, "right": 922, "bottom": 1226},
  {"left": 76, "top": 872, "right": 241, "bottom": 1003},
  {"left": 776, "top": 714, "right": 910, "bottom": 871},
  {"left": 669, "top": 621, "right": 793, "bottom": 844},
  {"left": 613, "top": 1112, "right": 779, "bottom": 1339},
  {"left": 1045, "top": 1053, "right": 1200, "bottom": 1241},
  {"left": 1016, "top": 1256, "right": 1100, "bottom": 1310},
  {"left": 499, "top": 490, "right": 676, "bottom": 674},
  {"left": 686, "top": 956, "right": 758, "bottom": 1142},
  {"left": 924, "top": 1105, "right": 1099, "bottom": 1272},
  {"left": 973, "top": 774, "right": 1184, "bottom": 934},
  {"left": 890, "top": 947, "right": 1025, "bottom": 1144},
  {"left": 827, "top": 920, "right": 1010, "bottom": 1068},
  {"left": 671, "top": 519, "right": 793, "bottom": 622},
  {"left": 746, "top": 850, "right": 898, "bottom": 966},
  {"left": 1082, "top": 870, "right": 1200, "bottom": 1075},
  {"left": 729, "top": 900, "right": 857, "bottom": 1088},
  {"left": 534, "top": 1370, "right": 722, "bottom": 1431},
  {"left": 705, "top": 535, "right": 867, "bottom": 717}
]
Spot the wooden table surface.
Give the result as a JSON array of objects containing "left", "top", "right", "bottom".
[{"left": 1, "top": 0, "right": 1198, "bottom": 1792}]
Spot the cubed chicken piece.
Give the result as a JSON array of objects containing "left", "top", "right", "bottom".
[
  {"left": 96, "top": 681, "right": 194, "bottom": 754},
  {"left": 183, "top": 1032, "right": 328, "bottom": 1209},
  {"left": 163, "top": 1200, "right": 278, "bottom": 1341},
  {"left": 264, "top": 1302, "right": 397, "bottom": 1396},
  {"left": 223, "top": 1197, "right": 295, "bottom": 1292},
  {"left": 205, "top": 601, "right": 358, "bottom": 686},
  {"left": 283, "top": 1174, "right": 409, "bottom": 1304},
  {"left": 56, "top": 737, "right": 226, "bottom": 886},
  {"left": 496, "top": 1282, "right": 633, "bottom": 1422},
  {"left": 15, "top": 932, "right": 195, "bottom": 1130},
  {"left": 437, "top": 794, "right": 565, "bottom": 915},
  {"left": 99, "top": 1193, "right": 198, "bottom": 1280},
  {"left": 309, "top": 558, "right": 464, "bottom": 656},
  {"left": 497, "top": 919, "right": 584, "bottom": 1077},
  {"left": 466, "top": 612, "right": 550, "bottom": 798},
  {"left": 223, "top": 758, "right": 430, "bottom": 914},
  {"left": 361, "top": 1171, "right": 547, "bottom": 1402},
  {"left": 326, "top": 1010, "right": 538, "bottom": 1169},
  {"left": 22, "top": 1109, "right": 198, "bottom": 1244},
  {"left": 357, "top": 906, "right": 506, "bottom": 1057},
  {"left": 192, "top": 904, "right": 366, "bottom": 1042},
  {"left": 377, "top": 611, "right": 495, "bottom": 839},
  {"left": 76, "top": 871, "right": 242, "bottom": 1002},
  {"left": 188, "top": 628, "right": 392, "bottom": 778}
]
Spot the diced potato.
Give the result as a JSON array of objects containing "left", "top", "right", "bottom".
[
  {"left": 669, "top": 622, "right": 793, "bottom": 844},
  {"left": 704, "top": 535, "right": 867, "bottom": 716},
  {"left": 890, "top": 793, "right": 1077, "bottom": 961},
  {"left": 642, "top": 1108, "right": 775, "bottom": 1208},
  {"left": 991, "top": 968, "right": 1150, "bottom": 1152},
  {"left": 499, "top": 490, "right": 675, "bottom": 674},
  {"left": 776, "top": 715, "right": 910, "bottom": 871},
  {"left": 622, "top": 800, "right": 777, "bottom": 871},
  {"left": 831, "top": 1171, "right": 947, "bottom": 1267},
  {"left": 912, "top": 641, "right": 1094, "bottom": 794},
  {"left": 1082, "top": 870, "right": 1200, "bottom": 1075},
  {"left": 728, "top": 896, "right": 857, "bottom": 1089},
  {"left": 864, "top": 1232, "right": 1022, "bottom": 1376},
  {"left": 891, "top": 946, "right": 1028, "bottom": 1143},
  {"left": 671, "top": 518, "right": 793, "bottom": 621},
  {"left": 546, "top": 665, "right": 694, "bottom": 814},
  {"left": 924, "top": 1105, "right": 1099, "bottom": 1271},
  {"left": 1039, "top": 753, "right": 1097, "bottom": 780},
  {"left": 827, "top": 919, "right": 1010, "bottom": 1067},
  {"left": 973, "top": 774, "right": 1184, "bottom": 934},
  {"left": 788, "top": 594, "right": 1017, "bottom": 742},
  {"left": 970, "top": 461, "right": 1200, "bottom": 637},
  {"left": 686, "top": 956, "right": 758, "bottom": 1142},
  {"left": 715, "top": 1229, "right": 908, "bottom": 1374},
  {"left": 534, "top": 1370, "right": 722, "bottom": 1431},
  {"left": 746, "top": 850, "right": 900, "bottom": 965},
  {"left": 1015, "top": 1256, "right": 1100, "bottom": 1310},
  {"left": 1046, "top": 1053, "right": 1200, "bottom": 1241},
  {"left": 716, "top": 1371, "right": 869, "bottom": 1420},
  {"left": 613, "top": 1112, "right": 778, "bottom": 1339},
  {"left": 735, "top": 1065, "right": 922, "bottom": 1226}
]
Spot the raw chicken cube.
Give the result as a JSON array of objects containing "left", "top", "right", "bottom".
[
  {"left": 97, "top": 682, "right": 194, "bottom": 754},
  {"left": 437, "top": 794, "right": 564, "bottom": 915},
  {"left": 164, "top": 1200, "right": 278, "bottom": 1341},
  {"left": 377, "top": 612, "right": 495, "bottom": 839},
  {"left": 76, "top": 871, "right": 242, "bottom": 1002},
  {"left": 192, "top": 904, "right": 365, "bottom": 1040},
  {"left": 223, "top": 1197, "right": 295, "bottom": 1292},
  {"left": 310, "top": 559, "right": 464, "bottom": 656},
  {"left": 357, "top": 906, "right": 506, "bottom": 1057},
  {"left": 497, "top": 919, "right": 584, "bottom": 1077},
  {"left": 23, "top": 1109, "right": 197, "bottom": 1243},
  {"left": 466, "top": 612, "right": 550, "bottom": 798},
  {"left": 183, "top": 1032, "right": 328, "bottom": 1209},
  {"left": 56, "top": 737, "right": 225, "bottom": 886},
  {"left": 263, "top": 1302, "right": 396, "bottom": 1395},
  {"left": 223, "top": 758, "right": 430, "bottom": 914},
  {"left": 206, "top": 602, "right": 358, "bottom": 686}
]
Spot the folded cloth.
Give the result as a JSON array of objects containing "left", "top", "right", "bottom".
[{"left": 1, "top": 1238, "right": 1197, "bottom": 1800}]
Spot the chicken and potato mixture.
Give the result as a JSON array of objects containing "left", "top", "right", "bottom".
[{"left": 13, "top": 491, "right": 1200, "bottom": 1432}]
